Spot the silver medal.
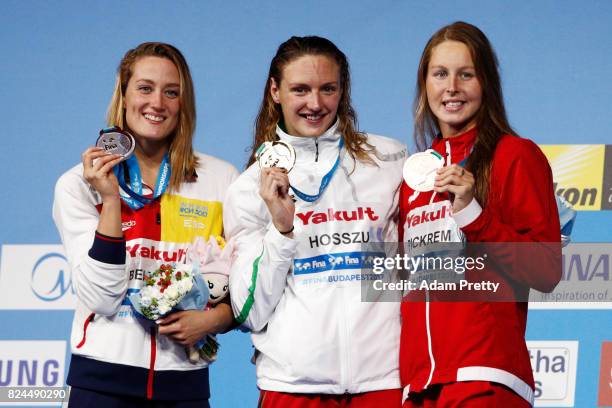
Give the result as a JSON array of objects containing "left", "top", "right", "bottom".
[
  {"left": 96, "top": 128, "right": 136, "bottom": 161},
  {"left": 403, "top": 149, "right": 445, "bottom": 192},
  {"left": 256, "top": 140, "right": 296, "bottom": 172}
]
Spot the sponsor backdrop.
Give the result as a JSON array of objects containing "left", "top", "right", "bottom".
[
  {"left": 1, "top": 2, "right": 611, "bottom": 407},
  {"left": 541, "top": 145, "right": 612, "bottom": 211}
]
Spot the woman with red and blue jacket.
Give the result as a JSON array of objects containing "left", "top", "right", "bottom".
[{"left": 53, "top": 42, "right": 238, "bottom": 407}]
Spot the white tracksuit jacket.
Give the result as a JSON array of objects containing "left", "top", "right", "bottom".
[
  {"left": 53, "top": 152, "right": 238, "bottom": 400},
  {"left": 225, "top": 121, "right": 407, "bottom": 394}
]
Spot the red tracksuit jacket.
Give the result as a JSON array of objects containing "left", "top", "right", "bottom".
[{"left": 398, "top": 127, "right": 561, "bottom": 405}]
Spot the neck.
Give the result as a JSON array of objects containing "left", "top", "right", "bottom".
[
  {"left": 440, "top": 122, "right": 476, "bottom": 139},
  {"left": 133, "top": 140, "right": 169, "bottom": 187},
  {"left": 135, "top": 138, "right": 168, "bottom": 162}
]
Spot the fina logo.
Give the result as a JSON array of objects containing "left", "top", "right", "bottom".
[{"left": 30, "top": 253, "right": 73, "bottom": 301}]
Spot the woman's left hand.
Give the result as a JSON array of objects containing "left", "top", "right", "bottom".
[
  {"left": 434, "top": 164, "right": 475, "bottom": 212},
  {"left": 157, "top": 304, "right": 232, "bottom": 346}
]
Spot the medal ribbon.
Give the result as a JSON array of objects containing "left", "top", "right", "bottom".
[
  {"left": 290, "top": 138, "right": 344, "bottom": 202},
  {"left": 114, "top": 153, "right": 171, "bottom": 210},
  {"left": 101, "top": 126, "right": 120, "bottom": 134}
]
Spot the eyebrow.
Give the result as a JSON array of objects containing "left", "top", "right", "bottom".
[
  {"left": 134, "top": 78, "right": 180, "bottom": 87},
  {"left": 429, "top": 65, "right": 475, "bottom": 70},
  {"left": 287, "top": 81, "right": 339, "bottom": 87}
]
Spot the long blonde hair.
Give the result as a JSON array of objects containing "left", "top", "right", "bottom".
[
  {"left": 248, "top": 36, "right": 374, "bottom": 168},
  {"left": 107, "top": 42, "right": 198, "bottom": 191},
  {"left": 414, "top": 22, "right": 517, "bottom": 206}
]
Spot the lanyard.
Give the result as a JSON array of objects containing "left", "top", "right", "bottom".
[
  {"left": 114, "top": 153, "right": 171, "bottom": 210},
  {"left": 290, "top": 138, "right": 344, "bottom": 203}
]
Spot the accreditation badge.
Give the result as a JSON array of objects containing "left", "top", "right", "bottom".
[
  {"left": 96, "top": 126, "right": 136, "bottom": 161},
  {"left": 256, "top": 140, "right": 296, "bottom": 172},
  {"left": 402, "top": 149, "right": 445, "bottom": 192}
]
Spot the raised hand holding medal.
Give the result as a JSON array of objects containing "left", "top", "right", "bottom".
[
  {"left": 89, "top": 126, "right": 171, "bottom": 211},
  {"left": 95, "top": 126, "right": 136, "bottom": 161},
  {"left": 403, "top": 148, "right": 474, "bottom": 211},
  {"left": 256, "top": 141, "right": 296, "bottom": 235},
  {"left": 434, "top": 163, "right": 475, "bottom": 213},
  {"left": 81, "top": 127, "right": 136, "bottom": 204}
]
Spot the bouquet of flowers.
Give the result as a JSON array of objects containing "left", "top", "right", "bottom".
[
  {"left": 138, "top": 264, "right": 199, "bottom": 320},
  {"left": 128, "top": 263, "right": 209, "bottom": 330},
  {"left": 129, "top": 235, "right": 234, "bottom": 364}
]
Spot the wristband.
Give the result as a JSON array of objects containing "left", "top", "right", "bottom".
[{"left": 278, "top": 225, "right": 294, "bottom": 235}]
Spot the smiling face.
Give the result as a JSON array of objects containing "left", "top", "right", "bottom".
[
  {"left": 124, "top": 56, "right": 181, "bottom": 146},
  {"left": 206, "top": 274, "right": 229, "bottom": 304},
  {"left": 426, "top": 40, "right": 482, "bottom": 138},
  {"left": 270, "top": 54, "right": 341, "bottom": 137}
]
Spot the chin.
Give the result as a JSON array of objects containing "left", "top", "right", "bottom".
[
  {"left": 306, "top": 123, "right": 334, "bottom": 137},
  {"left": 304, "top": 128, "right": 325, "bottom": 137},
  {"left": 145, "top": 126, "right": 174, "bottom": 138}
]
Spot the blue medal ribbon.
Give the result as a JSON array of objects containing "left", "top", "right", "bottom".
[
  {"left": 114, "top": 153, "right": 171, "bottom": 210},
  {"left": 290, "top": 138, "right": 344, "bottom": 202}
]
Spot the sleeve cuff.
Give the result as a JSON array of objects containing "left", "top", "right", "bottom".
[
  {"left": 265, "top": 225, "right": 298, "bottom": 259},
  {"left": 453, "top": 198, "right": 482, "bottom": 228},
  {"left": 88, "top": 231, "right": 126, "bottom": 264}
]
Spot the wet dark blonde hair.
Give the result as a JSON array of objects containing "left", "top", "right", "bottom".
[
  {"left": 414, "top": 22, "right": 517, "bottom": 206},
  {"left": 248, "top": 36, "right": 374, "bottom": 168},
  {"left": 107, "top": 42, "right": 198, "bottom": 192}
]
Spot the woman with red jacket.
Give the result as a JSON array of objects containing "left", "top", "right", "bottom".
[{"left": 399, "top": 22, "right": 561, "bottom": 407}]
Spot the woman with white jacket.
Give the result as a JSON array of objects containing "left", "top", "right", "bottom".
[{"left": 224, "top": 36, "right": 406, "bottom": 407}]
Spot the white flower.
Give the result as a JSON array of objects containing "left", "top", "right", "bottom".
[
  {"left": 140, "top": 295, "right": 152, "bottom": 308},
  {"left": 144, "top": 285, "right": 161, "bottom": 299},
  {"left": 164, "top": 285, "right": 180, "bottom": 302},
  {"left": 158, "top": 299, "right": 171, "bottom": 316},
  {"left": 175, "top": 278, "right": 191, "bottom": 295},
  {"left": 136, "top": 263, "right": 200, "bottom": 320}
]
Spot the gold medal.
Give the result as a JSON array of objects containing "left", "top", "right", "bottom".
[{"left": 256, "top": 140, "right": 297, "bottom": 172}]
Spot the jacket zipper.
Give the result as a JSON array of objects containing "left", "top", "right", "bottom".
[
  {"left": 147, "top": 326, "right": 157, "bottom": 399},
  {"left": 76, "top": 313, "right": 95, "bottom": 349},
  {"left": 424, "top": 293, "right": 436, "bottom": 389},
  {"left": 423, "top": 141, "right": 451, "bottom": 389},
  {"left": 340, "top": 283, "right": 350, "bottom": 392},
  {"left": 314, "top": 138, "right": 319, "bottom": 162}
]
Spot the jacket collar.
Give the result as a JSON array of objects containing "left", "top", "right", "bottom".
[
  {"left": 432, "top": 126, "right": 477, "bottom": 163},
  {"left": 275, "top": 119, "right": 341, "bottom": 164}
]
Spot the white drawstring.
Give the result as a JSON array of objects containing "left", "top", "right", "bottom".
[
  {"left": 428, "top": 191, "right": 437, "bottom": 205},
  {"left": 408, "top": 190, "right": 420, "bottom": 204}
]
